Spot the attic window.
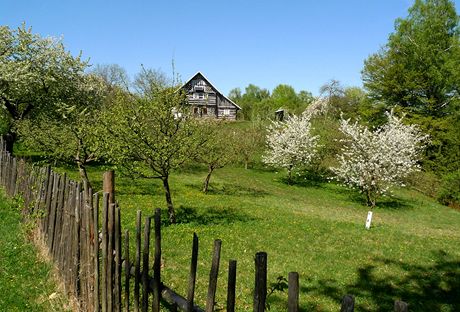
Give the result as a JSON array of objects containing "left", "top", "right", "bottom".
[{"left": 194, "top": 85, "right": 205, "bottom": 92}]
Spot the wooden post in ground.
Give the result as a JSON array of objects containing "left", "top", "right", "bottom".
[
  {"left": 142, "top": 216, "right": 151, "bottom": 312},
  {"left": 152, "top": 208, "right": 162, "bottom": 312},
  {"left": 187, "top": 233, "right": 199, "bottom": 312},
  {"left": 288, "top": 272, "right": 299, "bottom": 312},
  {"left": 134, "top": 211, "right": 142, "bottom": 312},
  {"left": 103, "top": 170, "right": 115, "bottom": 204},
  {"left": 206, "top": 239, "right": 222, "bottom": 312},
  {"left": 254, "top": 252, "right": 267, "bottom": 312},
  {"left": 226, "top": 260, "right": 237, "bottom": 312},
  {"left": 124, "top": 230, "right": 130, "bottom": 312},
  {"left": 93, "top": 192, "right": 100, "bottom": 312},
  {"left": 340, "top": 295, "right": 355, "bottom": 312}
]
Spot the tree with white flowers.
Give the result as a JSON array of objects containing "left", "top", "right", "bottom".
[
  {"left": 263, "top": 112, "right": 319, "bottom": 183},
  {"left": 331, "top": 111, "right": 428, "bottom": 209}
]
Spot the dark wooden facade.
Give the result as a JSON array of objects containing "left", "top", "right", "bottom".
[{"left": 181, "top": 72, "right": 241, "bottom": 120}]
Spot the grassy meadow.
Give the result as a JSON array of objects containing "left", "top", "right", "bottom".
[
  {"left": 0, "top": 192, "right": 70, "bottom": 311},
  {"left": 54, "top": 163, "right": 460, "bottom": 312}
]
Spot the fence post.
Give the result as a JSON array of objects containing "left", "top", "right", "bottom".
[
  {"left": 153, "top": 208, "right": 162, "bottom": 312},
  {"left": 124, "top": 230, "right": 130, "bottom": 312},
  {"left": 206, "top": 239, "right": 222, "bottom": 312},
  {"left": 227, "top": 260, "right": 237, "bottom": 312},
  {"left": 254, "top": 252, "right": 267, "bottom": 312},
  {"left": 142, "top": 216, "right": 151, "bottom": 312},
  {"left": 288, "top": 272, "right": 299, "bottom": 312},
  {"left": 187, "top": 233, "right": 199, "bottom": 312},
  {"left": 93, "top": 192, "right": 100, "bottom": 312},
  {"left": 103, "top": 170, "right": 115, "bottom": 204},
  {"left": 340, "top": 295, "right": 355, "bottom": 312},
  {"left": 134, "top": 210, "right": 142, "bottom": 312}
]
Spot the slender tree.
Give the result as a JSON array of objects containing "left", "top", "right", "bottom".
[{"left": 99, "top": 86, "right": 204, "bottom": 224}]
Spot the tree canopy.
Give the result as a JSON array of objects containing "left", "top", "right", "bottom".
[{"left": 362, "top": 0, "right": 460, "bottom": 117}]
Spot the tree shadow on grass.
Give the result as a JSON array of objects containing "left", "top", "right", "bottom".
[
  {"left": 185, "top": 182, "right": 269, "bottom": 197},
  {"left": 301, "top": 250, "right": 460, "bottom": 311},
  {"left": 162, "top": 205, "right": 256, "bottom": 226}
]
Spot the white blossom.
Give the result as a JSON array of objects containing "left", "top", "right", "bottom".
[
  {"left": 331, "top": 110, "right": 428, "bottom": 208},
  {"left": 263, "top": 112, "right": 319, "bottom": 181}
]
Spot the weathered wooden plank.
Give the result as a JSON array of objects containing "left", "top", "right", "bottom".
[
  {"left": 101, "top": 192, "right": 109, "bottom": 312},
  {"left": 134, "top": 210, "right": 142, "bottom": 312},
  {"left": 254, "top": 252, "right": 267, "bottom": 312},
  {"left": 107, "top": 202, "right": 115, "bottom": 312},
  {"left": 226, "top": 260, "right": 237, "bottom": 312},
  {"left": 206, "top": 239, "right": 222, "bottom": 312},
  {"left": 142, "top": 216, "right": 151, "bottom": 312},
  {"left": 124, "top": 230, "right": 130, "bottom": 312},
  {"left": 93, "top": 192, "right": 100, "bottom": 312},
  {"left": 187, "top": 233, "right": 199, "bottom": 312},
  {"left": 152, "top": 208, "right": 161, "bottom": 312},
  {"left": 340, "top": 295, "right": 355, "bottom": 312},
  {"left": 162, "top": 286, "right": 205, "bottom": 312},
  {"left": 288, "top": 272, "right": 299, "bottom": 312},
  {"left": 114, "top": 204, "right": 122, "bottom": 311}
]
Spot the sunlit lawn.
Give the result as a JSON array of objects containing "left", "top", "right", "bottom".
[{"left": 59, "top": 164, "right": 460, "bottom": 311}]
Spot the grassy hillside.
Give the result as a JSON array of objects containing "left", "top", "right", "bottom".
[
  {"left": 0, "top": 192, "right": 70, "bottom": 311},
  {"left": 59, "top": 164, "right": 460, "bottom": 312}
]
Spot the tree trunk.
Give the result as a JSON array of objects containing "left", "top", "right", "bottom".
[
  {"left": 2, "top": 131, "right": 16, "bottom": 154},
  {"left": 202, "top": 166, "right": 214, "bottom": 194},
  {"left": 287, "top": 165, "right": 293, "bottom": 185},
  {"left": 162, "top": 176, "right": 176, "bottom": 224},
  {"left": 366, "top": 189, "right": 376, "bottom": 210},
  {"left": 77, "top": 162, "right": 92, "bottom": 190}
]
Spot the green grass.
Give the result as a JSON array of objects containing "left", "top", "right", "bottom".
[
  {"left": 60, "top": 164, "right": 460, "bottom": 311},
  {"left": 0, "top": 192, "right": 70, "bottom": 311}
]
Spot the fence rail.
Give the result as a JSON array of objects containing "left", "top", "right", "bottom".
[{"left": 0, "top": 139, "right": 409, "bottom": 312}]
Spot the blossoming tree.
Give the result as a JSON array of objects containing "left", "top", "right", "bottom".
[
  {"left": 263, "top": 112, "right": 319, "bottom": 183},
  {"left": 332, "top": 111, "right": 428, "bottom": 209}
]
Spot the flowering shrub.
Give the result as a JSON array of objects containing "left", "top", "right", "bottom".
[
  {"left": 331, "top": 111, "right": 428, "bottom": 208},
  {"left": 263, "top": 112, "right": 319, "bottom": 183}
]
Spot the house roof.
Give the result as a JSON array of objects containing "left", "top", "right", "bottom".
[{"left": 181, "top": 72, "right": 242, "bottom": 110}]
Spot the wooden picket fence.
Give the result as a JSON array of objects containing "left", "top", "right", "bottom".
[{"left": 0, "top": 140, "right": 409, "bottom": 312}]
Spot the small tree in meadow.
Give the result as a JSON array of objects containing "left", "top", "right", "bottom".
[
  {"left": 99, "top": 87, "right": 203, "bottom": 224},
  {"left": 331, "top": 111, "right": 428, "bottom": 209},
  {"left": 263, "top": 112, "right": 319, "bottom": 183},
  {"left": 195, "top": 121, "right": 237, "bottom": 193}
]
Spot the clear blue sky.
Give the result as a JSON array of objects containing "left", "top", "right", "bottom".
[{"left": 1, "top": 0, "right": 459, "bottom": 95}]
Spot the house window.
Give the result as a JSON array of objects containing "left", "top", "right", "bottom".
[
  {"left": 193, "top": 107, "right": 199, "bottom": 115},
  {"left": 223, "top": 109, "right": 230, "bottom": 116},
  {"left": 202, "top": 107, "right": 208, "bottom": 115},
  {"left": 198, "top": 92, "right": 205, "bottom": 99}
]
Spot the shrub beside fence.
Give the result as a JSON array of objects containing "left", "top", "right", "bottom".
[{"left": 0, "top": 140, "right": 409, "bottom": 312}]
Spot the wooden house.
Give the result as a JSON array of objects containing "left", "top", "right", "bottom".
[{"left": 181, "top": 72, "right": 241, "bottom": 120}]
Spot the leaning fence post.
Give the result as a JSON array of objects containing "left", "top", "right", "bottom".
[
  {"left": 206, "top": 239, "right": 222, "bottom": 312},
  {"left": 340, "top": 295, "right": 355, "bottom": 312},
  {"left": 288, "top": 272, "right": 299, "bottom": 312},
  {"left": 187, "top": 233, "right": 199, "bottom": 312},
  {"left": 254, "top": 252, "right": 267, "bottom": 312}
]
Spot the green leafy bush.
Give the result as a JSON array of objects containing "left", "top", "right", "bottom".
[{"left": 437, "top": 170, "right": 460, "bottom": 208}]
